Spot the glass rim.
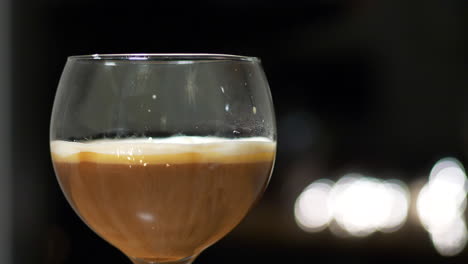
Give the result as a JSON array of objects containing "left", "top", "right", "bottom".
[{"left": 68, "top": 53, "right": 261, "bottom": 63}]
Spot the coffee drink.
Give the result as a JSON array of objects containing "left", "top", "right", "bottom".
[{"left": 50, "top": 137, "right": 275, "bottom": 262}]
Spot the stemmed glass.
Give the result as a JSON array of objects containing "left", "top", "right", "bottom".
[{"left": 49, "top": 54, "right": 276, "bottom": 264}]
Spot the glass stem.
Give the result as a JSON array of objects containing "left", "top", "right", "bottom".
[{"left": 130, "top": 255, "right": 197, "bottom": 264}]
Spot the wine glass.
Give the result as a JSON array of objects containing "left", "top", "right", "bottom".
[{"left": 49, "top": 54, "right": 276, "bottom": 264}]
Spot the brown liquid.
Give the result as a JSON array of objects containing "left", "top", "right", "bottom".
[{"left": 51, "top": 138, "right": 275, "bottom": 262}]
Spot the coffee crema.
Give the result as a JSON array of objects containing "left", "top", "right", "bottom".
[{"left": 51, "top": 137, "right": 276, "bottom": 262}]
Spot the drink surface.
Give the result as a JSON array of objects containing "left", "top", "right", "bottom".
[{"left": 50, "top": 137, "right": 276, "bottom": 262}]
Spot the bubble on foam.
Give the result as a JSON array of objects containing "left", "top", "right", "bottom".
[{"left": 50, "top": 136, "right": 276, "bottom": 159}]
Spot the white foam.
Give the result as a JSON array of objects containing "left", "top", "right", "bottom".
[{"left": 50, "top": 136, "right": 276, "bottom": 158}]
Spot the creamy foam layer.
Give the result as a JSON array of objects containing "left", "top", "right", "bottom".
[{"left": 50, "top": 136, "right": 276, "bottom": 164}]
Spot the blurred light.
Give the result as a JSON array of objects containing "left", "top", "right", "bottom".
[
  {"left": 328, "top": 220, "right": 350, "bottom": 238},
  {"left": 330, "top": 175, "right": 409, "bottom": 236},
  {"left": 295, "top": 180, "right": 333, "bottom": 232},
  {"left": 380, "top": 180, "right": 410, "bottom": 232},
  {"left": 431, "top": 216, "right": 467, "bottom": 257},
  {"left": 104, "top": 62, "right": 116, "bottom": 66},
  {"left": 295, "top": 174, "right": 409, "bottom": 237},
  {"left": 417, "top": 157, "right": 468, "bottom": 256}
]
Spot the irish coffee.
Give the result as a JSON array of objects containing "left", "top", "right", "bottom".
[{"left": 50, "top": 137, "right": 275, "bottom": 262}]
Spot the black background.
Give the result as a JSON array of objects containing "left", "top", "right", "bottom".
[{"left": 9, "top": 0, "right": 468, "bottom": 263}]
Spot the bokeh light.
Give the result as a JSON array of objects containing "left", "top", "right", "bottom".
[
  {"left": 295, "top": 180, "right": 333, "bottom": 232},
  {"left": 295, "top": 174, "right": 410, "bottom": 237},
  {"left": 380, "top": 180, "right": 410, "bottom": 233},
  {"left": 416, "top": 157, "right": 468, "bottom": 256}
]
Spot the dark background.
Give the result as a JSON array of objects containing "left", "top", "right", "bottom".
[{"left": 6, "top": 0, "right": 468, "bottom": 263}]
